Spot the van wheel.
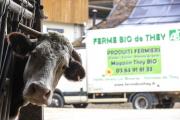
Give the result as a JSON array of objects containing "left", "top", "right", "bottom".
[
  {"left": 48, "top": 93, "right": 64, "bottom": 108},
  {"left": 73, "top": 103, "right": 88, "bottom": 108},
  {"left": 132, "top": 93, "right": 155, "bottom": 109}
]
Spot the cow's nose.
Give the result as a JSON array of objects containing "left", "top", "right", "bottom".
[{"left": 28, "top": 83, "right": 51, "bottom": 100}]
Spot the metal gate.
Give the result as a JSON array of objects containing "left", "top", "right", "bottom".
[{"left": 0, "top": 0, "right": 43, "bottom": 120}]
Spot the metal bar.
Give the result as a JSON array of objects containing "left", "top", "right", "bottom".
[
  {"left": 92, "top": 9, "right": 97, "bottom": 26},
  {"left": 135, "top": 3, "right": 180, "bottom": 7},
  {"left": 89, "top": 0, "right": 113, "bottom": 5},
  {"left": 0, "top": 95, "right": 4, "bottom": 120},
  {"left": 0, "top": 44, "right": 10, "bottom": 79},
  {"left": 0, "top": 10, "right": 7, "bottom": 94},
  {"left": 0, "top": 21, "right": 5, "bottom": 72},
  {"left": 19, "top": 0, "right": 33, "bottom": 9},
  {"left": 0, "top": 0, "right": 34, "bottom": 19},
  {"left": 88, "top": 98, "right": 128, "bottom": 103},
  {"left": 128, "top": 15, "right": 180, "bottom": 19},
  {"left": 6, "top": 54, "right": 14, "bottom": 120},
  {"left": 1, "top": 84, "right": 9, "bottom": 120},
  {"left": 0, "top": 47, "right": 12, "bottom": 120},
  {"left": 89, "top": 5, "right": 111, "bottom": 12},
  {"left": 3, "top": 78, "right": 12, "bottom": 120}
]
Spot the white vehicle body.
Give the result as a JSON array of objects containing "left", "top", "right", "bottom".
[{"left": 52, "top": 23, "right": 180, "bottom": 109}]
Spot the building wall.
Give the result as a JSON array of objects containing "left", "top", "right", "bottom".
[
  {"left": 43, "top": 0, "right": 88, "bottom": 24},
  {"left": 43, "top": 21, "right": 84, "bottom": 42}
]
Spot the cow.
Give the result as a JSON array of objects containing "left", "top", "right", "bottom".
[{"left": 6, "top": 32, "right": 85, "bottom": 120}]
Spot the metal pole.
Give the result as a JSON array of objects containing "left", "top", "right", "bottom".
[
  {"left": 0, "top": 0, "right": 33, "bottom": 19},
  {"left": 92, "top": 9, "right": 97, "bottom": 27},
  {"left": 89, "top": 5, "right": 111, "bottom": 11},
  {"left": 19, "top": 0, "right": 33, "bottom": 9}
]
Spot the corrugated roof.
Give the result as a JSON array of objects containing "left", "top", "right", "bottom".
[
  {"left": 122, "top": 0, "right": 180, "bottom": 25},
  {"left": 93, "top": 0, "right": 138, "bottom": 29}
]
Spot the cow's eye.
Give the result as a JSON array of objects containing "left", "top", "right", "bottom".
[{"left": 62, "top": 65, "right": 67, "bottom": 70}]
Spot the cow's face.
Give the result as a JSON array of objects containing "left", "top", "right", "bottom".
[{"left": 8, "top": 32, "right": 85, "bottom": 106}]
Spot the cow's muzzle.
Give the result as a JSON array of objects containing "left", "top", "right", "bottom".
[{"left": 23, "top": 82, "right": 51, "bottom": 105}]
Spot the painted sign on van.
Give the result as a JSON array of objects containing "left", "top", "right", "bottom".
[{"left": 107, "top": 46, "right": 161, "bottom": 75}]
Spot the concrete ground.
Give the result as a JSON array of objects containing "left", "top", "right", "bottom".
[
  {"left": 44, "top": 103, "right": 180, "bottom": 120},
  {"left": 63, "top": 102, "right": 180, "bottom": 109},
  {"left": 44, "top": 108, "right": 180, "bottom": 120}
]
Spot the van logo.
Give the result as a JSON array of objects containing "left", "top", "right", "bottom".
[{"left": 169, "top": 29, "right": 180, "bottom": 41}]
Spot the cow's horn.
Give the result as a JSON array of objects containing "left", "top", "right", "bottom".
[
  {"left": 19, "top": 23, "right": 42, "bottom": 37},
  {"left": 72, "top": 49, "right": 82, "bottom": 64}
]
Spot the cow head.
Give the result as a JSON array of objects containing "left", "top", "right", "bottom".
[{"left": 8, "top": 32, "right": 85, "bottom": 106}]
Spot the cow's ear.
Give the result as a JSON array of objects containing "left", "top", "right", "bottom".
[
  {"left": 8, "top": 32, "right": 36, "bottom": 56},
  {"left": 64, "top": 60, "right": 85, "bottom": 81}
]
